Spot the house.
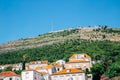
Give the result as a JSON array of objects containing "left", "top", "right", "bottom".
[
  {"left": 0, "top": 64, "right": 12, "bottom": 70},
  {"left": 25, "top": 60, "right": 48, "bottom": 70},
  {"left": 44, "top": 62, "right": 63, "bottom": 74},
  {"left": 65, "top": 53, "right": 92, "bottom": 70},
  {"left": 0, "top": 63, "right": 22, "bottom": 71},
  {"left": 35, "top": 62, "right": 64, "bottom": 75},
  {"left": 22, "top": 70, "right": 50, "bottom": 80},
  {"left": 51, "top": 68, "right": 87, "bottom": 80},
  {"left": 12, "top": 63, "right": 22, "bottom": 71},
  {"left": 0, "top": 71, "right": 21, "bottom": 80}
]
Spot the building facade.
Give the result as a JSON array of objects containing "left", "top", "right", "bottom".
[
  {"left": 0, "top": 71, "right": 21, "bottom": 80},
  {"left": 65, "top": 53, "right": 92, "bottom": 70},
  {"left": 22, "top": 70, "right": 43, "bottom": 80},
  {"left": 25, "top": 60, "right": 48, "bottom": 70},
  {"left": 22, "top": 70, "right": 50, "bottom": 80},
  {"left": 51, "top": 68, "right": 87, "bottom": 80}
]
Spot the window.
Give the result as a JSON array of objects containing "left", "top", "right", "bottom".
[
  {"left": 67, "top": 77, "right": 73, "bottom": 80},
  {"left": 60, "top": 75, "right": 64, "bottom": 77},
  {"left": 66, "top": 74, "right": 70, "bottom": 76},
  {"left": 9, "top": 78, "right": 12, "bottom": 80},
  {"left": 72, "top": 74, "right": 76, "bottom": 76},
  {"left": 57, "top": 68, "right": 60, "bottom": 71},
  {"left": 25, "top": 72, "right": 29, "bottom": 74}
]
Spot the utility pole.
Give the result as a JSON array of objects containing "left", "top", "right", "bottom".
[{"left": 51, "top": 21, "right": 53, "bottom": 32}]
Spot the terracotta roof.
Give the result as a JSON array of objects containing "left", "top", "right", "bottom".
[
  {"left": 29, "top": 60, "right": 48, "bottom": 65},
  {"left": 70, "top": 54, "right": 76, "bottom": 59},
  {"left": 41, "top": 60, "right": 48, "bottom": 64},
  {"left": 39, "top": 72, "right": 47, "bottom": 75},
  {"left": 30, "top": 61, "right": 36, "bottom": 64},
  {"left": 69, "top": 60, "right": 87, "bottom": 63},
  {"left": 84, "top": 53, "right": 91, "bottom": 58},
  {"left": 70, "top": 53, "right": 91, "bottom": 59},
  {"left": 0, "top": 71, "right": 20, "bottom": 77},
  {"left": 35, "top": 66, "right": 42, "bottom": 70},
  {"left": 45, "top": 62, "right": 61, "bottom": 69},
  {"left": 53, "top": 68, "right": 84, "bottom": 75}
]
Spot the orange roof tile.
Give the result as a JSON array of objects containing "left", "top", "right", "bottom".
[
  {"left": 45, "top": 62, "right": 61, "bottom": 69},
  {"left": 41, "top": 60, "right": 48, "bottom": 64},
  {"left": 70, "top": 54, "right": 76, "bottom": 59},
  {"left": 5, "top": 64, "right": 10, "bottom": 66},
  {"left": 29, "top": 60, "right": 48, "bottom": 65},
  {"left": 84, "top": 53, "right": 91, "bottom": 58},
  {"left": 39, "top": 72, "right": 47, "bottom": 75},
  {"left": 35, "top": 66, "right": 42, "bottom": 70},
  {"left": 53, "top": 68, "right": 84, "bottom": 75},
  {"left": 70, "top": 53, "right": 91, "bottom": 59},
  {"left": 69, "top": 60, "right": 87, "bottom": 63},
  {"left": 30, "top": 61, "right": 36, "bottom": 64},
  {"left": 0, "top": 71, "right": 20, "bottom": 77}
]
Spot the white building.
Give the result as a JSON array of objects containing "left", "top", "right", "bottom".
[
  {"left": 12, "top": 63, "right": 23, "bottom": 71},
  {"left": 0, "top": 71, "right": 21, "bottom": 80},
  {"left": 65, "top": 53, "right": 92, "bottom": 70},
  {"left": 34, "top": 62, "right": 64, "bottom": 75},
  {"left": 0, "top": 64, "right": 12, "bottom": 70},
  {"left": 22, "top": 70, "right": 49, "bottom": 80},
  {"left": 0, "top": 63, "right": 22, "bottom": 71},
  {"left": 25, "top": 60, "right": 48, "bottom": 70},
  {"left": 51, "top": 68, "right": 87, "bottom": 80}
]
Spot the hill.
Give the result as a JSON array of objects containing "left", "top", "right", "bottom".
[{"left": 0, "top": 26, "right": 120, "bottom": 53}]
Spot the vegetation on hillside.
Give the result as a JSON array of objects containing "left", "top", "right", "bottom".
[
  {"left": 0, "top": 38, "right": 120, "bottom": 79},
  {"left": 0, "top": 26, "right": 120, "bottom": 79},
  {"left": 0, "top": 26, "right": 120, "bottom": 53}
]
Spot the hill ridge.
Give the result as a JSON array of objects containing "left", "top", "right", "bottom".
[{"left": 0, "top": 26, "right": 120, "bottom": 53}]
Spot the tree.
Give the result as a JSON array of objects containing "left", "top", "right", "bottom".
[
  {"left": 0, "top": 69, "right": 3, "bottom": 73},
  {"left": 105, "top": 62, "right": 120, "bottom": 78},
  {"left": 14, "top": 70, "right": 22, "bottom": 75},
  {"left": 85, "top": 68, "right": 90, "bottom": 74},
  {"left": 22, "top": 54, "right": 28, "bottom": 70},
  {"left": 4, "top": 66, "right": 12, "bottom": 71},
  {"left": 91, "top": 63, "right": 105, "bottom": 80}
]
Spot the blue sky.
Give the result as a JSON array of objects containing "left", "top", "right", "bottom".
[{"left": 0, "top": 0, "right": 120, "bottom": 44}]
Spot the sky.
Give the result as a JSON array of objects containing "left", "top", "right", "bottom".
[{"left": 0, "top": 0, "right": 120, "bottom": 44}]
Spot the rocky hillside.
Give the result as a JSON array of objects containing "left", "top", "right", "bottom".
[{"left": 0, "top": 26, "right": 120, "bottom": 53}]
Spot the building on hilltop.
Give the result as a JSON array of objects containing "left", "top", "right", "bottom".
[
  {"left": 0, "top": 71, "right": 21, "bottom": 80},
  {"left": 65, "top": 53, "right": 92, "bottom": 70}
]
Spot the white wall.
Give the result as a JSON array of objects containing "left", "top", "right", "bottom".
[
  {"left": 51, "top": 73, "right": 87, "bottom": 80},
  {"left": 4, "top": 76, "right": 21, "bottom": 80},
  {"left": 22, "top": 70, "right": 43, "bottom": 80}
]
